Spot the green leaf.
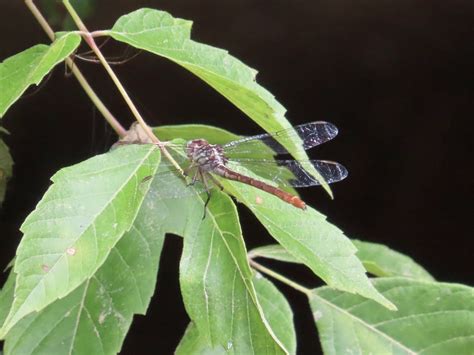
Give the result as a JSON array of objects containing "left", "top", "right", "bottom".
[
  {"left": 3, "top": 193, "right": 166, "bottom": 354},
  {"left": 0, "top": 144, "right": 160, "bottom": 337},
  {"left": 176, "top": 274, "right": 296, "bottom": 355},
  {"left": 176, "top": 323, "right": 226, "bottom": 354},
  {"left": 253, "top": 274, "right": 296, "bottom": 354},
  {"left": 249, "top": 241, "right": 435, "bottom": 281},
  {"left": 156, "top": 124, "right": 240, "bottom": 145},
  {"left": 154, "top": 123, "right": 394, "bottom": 310},
  {"left": 352, "top": 239, "right": 435, "bottom": 281},
  {"left": 105, "top": 152, "right": 289, "bottom": 353},
  {"left": 178, "top": 191, "right": 288, "bottom": 353},
  {"left": 108, "top": 9, "right": 333, "bottom": 196},
  {"left": 0, "top": 272, "right": 15, "bottom": 328},
  {"left": 310, "top": 277, "right": 474, "bottom": 354},
  {"left": 0, "top": 132, "right": 13, "bottom": 205},
  {"left": 224, "top": 183, "right": 395, "bottom": 310},
  {"left": 0, "top": 33, "right": 81, "bottom": 118}
]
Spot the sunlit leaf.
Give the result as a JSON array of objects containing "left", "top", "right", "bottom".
[
  {"left": 3, "top": 193, "right": 166, "bottom": 355},
  {"left": 311, "top": 277, "right": 474, "bottom": 354},
  {"left": 0, "top": 145, "right": 160, "bottom": 337},
  {"left": 0, "top": 130, "right": 13, "bottom": 205},
  {"left": 154, "top": 124, "right": 394, "bottom": 310},
  {"left": 0, "top": 33, "right": 81, "bottom": 118},
  {"left": 249, "top": 241, "right": 434, "bottom": 281},
  {"left": 107, "top": 9, "right": 333, "bottom": 196}
]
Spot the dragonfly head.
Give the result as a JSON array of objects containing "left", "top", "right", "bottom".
[
  {"left": 186, "top": 139, "right": 228, "bottom": 169},
  {"left": 186, "top": 139, "right": 210, "bottom": 158}
]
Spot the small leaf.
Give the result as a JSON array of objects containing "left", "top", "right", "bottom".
[
  {"left": 0, "top": 132, "right": 13, "bottom": 205},
  {"left": 352, "top": 239, "right": 434, "bottom": 281},
  {"left": 0, "top": 33, "right": 81, "bottom": 118},
  {"left": 3, "top": 192, "right": 166, "bottom": 355},
  {"left": 108, "top": 9, "right": 333, "bottom": 196},
  {"left": 250, "top": 241, "right": 434, "bottom": 281},
  {"left": 310, "top": 277, "right": 474, "bottom": 354},
  {"left": 0, "top": 144, "right": 160, "bottom": 337}
]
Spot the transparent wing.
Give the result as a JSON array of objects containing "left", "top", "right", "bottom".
[
  {"left": 222, "top": 121, "right": 339, "bottom": 157},
  {"left": 227, "top": 159, "right": 348, "bottom": 187}
]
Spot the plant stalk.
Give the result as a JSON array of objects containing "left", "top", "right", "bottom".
[
  {"left": 249, "top": 259, "right": 311, "bottom": 295},
  {"left": 62, "top": 0, "right": 184, "bottom": 174},
  {"left": 24, "top": 0, "right": 127, "bottom": 138}
]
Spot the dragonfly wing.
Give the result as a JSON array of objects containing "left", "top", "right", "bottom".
[
  {"left": 222, "top": 121, "right": 339, "bottom": 157},
  {"left": 227, "top": 159, "right": 348, "bottom": 188}
]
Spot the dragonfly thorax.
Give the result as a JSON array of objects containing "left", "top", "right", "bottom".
[{"left": 186, "top": 139, "right": 229, "bottom": 172}]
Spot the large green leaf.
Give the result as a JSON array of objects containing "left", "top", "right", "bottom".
[
  {"left": 0, "top": 144, "right": 160, "bottom": 337},
  {"left": 176, "top": 274, "right": 296, "bottom": 354},
  {"left": 140, "top": 157, "right": 290, "bottom": 353},
  {"left": 3, "top": 192, "right": 166, "bottom": 354},
  {"left": 249, "top": 241, "right": 434, "bottom": 281},
  {"left": 225, "top": 181, "right": 394, "bottom": 310},
  {"left": 310, "top": 277, "right": 474, "bottom": 354},
  {"left": 107, "top": 9, "right": 333, "bottom": 196},
  {"left": 155, "top": 124, "right": 394, "bottom": 310},
  {"left": 0, "top": 33, "right": 81, "bottom": 118},
  {"left": 0, "top": 129, "right": 13, "bottom": 205},
  {"left": 178, "top": 191, "right": 288, "bottom": 353}
]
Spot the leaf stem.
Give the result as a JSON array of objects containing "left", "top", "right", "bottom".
[
  {"left": 62, "top": 0, "right": 184, "bottom": 174},
  {"left": 24, "top": 0, "right": 127, "bottom": 138},
  {"left": 249, "top": 259, "right": 311, "bottom": 295}
]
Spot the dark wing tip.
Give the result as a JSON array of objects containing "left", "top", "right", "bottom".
[
  {"left": 313, "top": 160, "right": 348, "bottom": 184},
  {"left": 338, "top": 163, "right": 349, "bottom": 181},
  {"left": 316, "top": 121, "right": 339, "bottom": 139}
]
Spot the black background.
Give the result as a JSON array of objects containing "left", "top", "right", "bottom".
[{"left": 1, "top": 1, "right": 473, "bottom": 353}]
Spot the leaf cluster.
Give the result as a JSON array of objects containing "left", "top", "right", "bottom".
[{"left": 0, "top": 6, "right": 472, "bottom": 354}]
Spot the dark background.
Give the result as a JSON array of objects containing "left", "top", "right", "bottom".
[{"left": 1, "top": 0, "right": 473, "bottom": 353}]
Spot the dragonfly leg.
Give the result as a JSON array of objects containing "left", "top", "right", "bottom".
[
  {"left": 208, "top": 174, "right": 224, "bottom": 192},
  {"left": 200, "top": 172, "right": 212, "bottom": 219},
  {"left": 187, "top": 168, "right": 200, "bottom": 186},
  {"left": 183, "top": 162, "right": 196, "bottom": 177}
]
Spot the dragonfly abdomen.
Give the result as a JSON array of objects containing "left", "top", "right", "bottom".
[{"left": 218, "top": 166, "right": 306, "bottom": 210}]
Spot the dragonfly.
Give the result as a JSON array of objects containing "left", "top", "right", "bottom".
[{"left": 148, "top": 121, "right": 348, "bottom": 210}]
